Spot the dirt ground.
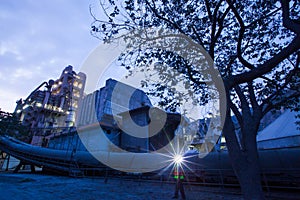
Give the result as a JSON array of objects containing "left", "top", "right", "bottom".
[{"left": 0, "top": 172, "right": 298, "bottom": 200}]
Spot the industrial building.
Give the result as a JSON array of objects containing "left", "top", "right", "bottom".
[
  {"left": 0, "top": 66, "right": 183, "bottom": 174},
  {"left": 13, "top": 65, "right": 86, "bottom": 146},
  {"left": 0, "top": 66, "right": 299, "bottom": 188}
]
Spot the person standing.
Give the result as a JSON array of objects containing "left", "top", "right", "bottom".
[{"left": 172, "top": 163, "right": 186, "bottom": 199}]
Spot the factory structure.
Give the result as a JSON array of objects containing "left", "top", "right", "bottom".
[
  {"left": 0, "top": 66, "right": 185, "bottom": 174},
  {"left": 10, "top": 65, "right": 182, "bottom": 152},
  {"left": 13, "top": 65, "right": 86, "bottom": 146},
  {"left": 11, "top": 65, "right": 294, "bottom": 155},
  {"left": 2, "top": 65, "right": 300, "bottom": 154},
  {"left": 0, "top": 66, "right": 299, "bottom": 187}
]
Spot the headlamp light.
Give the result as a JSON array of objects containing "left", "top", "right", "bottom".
[{"left": 173, "top": 154, "right": 183, "bottom": 164}]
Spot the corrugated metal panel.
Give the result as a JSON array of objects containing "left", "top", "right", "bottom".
[{"left": 257, "top": 111, "right": 300, "bottom": 149}]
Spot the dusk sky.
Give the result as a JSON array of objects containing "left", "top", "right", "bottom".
[{"left": 0, "top": 0, "right": 105, "bottom": 112}]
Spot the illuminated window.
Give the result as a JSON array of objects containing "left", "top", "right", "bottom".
[
  {"left": 36, "top": 102, "right": 42, "bottom": 107},
  {"left": 72, "top": 103, "right": 78, "bottom": 108}
]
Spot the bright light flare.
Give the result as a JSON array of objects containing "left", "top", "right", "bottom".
[{"left": 173, "top": 154, "right": 183, "bottom": 164}]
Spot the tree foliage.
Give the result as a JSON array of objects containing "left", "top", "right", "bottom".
[
  {"left": 90, "top": 0, "right": 300, "bottom": 198},
  {"left": 91, "top": 0, "right": 299, "bottom": 118},
  {"left": 0, "top": 111, "right": 30, "bottom": 142}
]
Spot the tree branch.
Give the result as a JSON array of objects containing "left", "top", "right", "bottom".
[
  {"left": 209, "top": 0, "right": 224, "bottom": 59},
  {"left": 226, "top": 0, "right": 255, "bottom": 70},
  {"left": 229, "top": 100, "right": 242, "bottom": 126},
  {"left": 262, "top": 89, "right": 300, "bottom": 115},
  {"left": 145, "top": 0, "right": 187, "bottom": 36},
  {"left": 204, "top": 0, "right": 213, "bottom": 22},
  {"left": 230, "top": 35, "right": 300, "bottom": 87},
  {"left": 190, "top": 25, "right": 206, "bottom": 48},
  {"left": 261, "top": 65, "right": 300, "bottom": 113},
  {"left": 281, "top": 0, "right": 300, "bottom": 34},
  {"left": 225, "top": 0, "right": 300, "bottom": 88},
  {"left": 214, "top": 6, "right": 231, "bottom": 43},
  {"left": 245, "top": 7, "right": 281, "bottom": 29},
  {"left": 234, "top": 85, "right": 250, "bottom": 116},
  {"left": 248, "top": 82, "right": 261, "bottom": 117}
]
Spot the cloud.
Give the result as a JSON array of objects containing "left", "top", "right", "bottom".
[
  {"left": 0, "top": 84, "right": 25, "bottom": 112},
  {"left": 11, "top": 68, "right": 35, "bottom": 80},
  {"left": 0, "top": 0, "right": 101, "bottom": 112}
]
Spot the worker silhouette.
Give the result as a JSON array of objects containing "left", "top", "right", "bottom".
[{"left": 172, "top": 162, "right": 186, "bottom": 199}]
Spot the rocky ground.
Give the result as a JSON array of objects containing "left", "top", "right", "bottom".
[{"left": 0, "top": 172, "right": 298, "bottom": 200}]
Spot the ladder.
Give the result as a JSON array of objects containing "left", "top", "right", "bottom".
[
  {"left": 68, "top": 147, "right": 84, "bottom": 177},
  {"left": 0, "top": 151, "right": 5, "bottom": 170}
]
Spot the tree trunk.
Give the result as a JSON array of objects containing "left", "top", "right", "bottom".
[
  {"left": 223, "top": 112, "right": 265, "bottom": 200},
  {"left": 235, "top": 156, "right": 264, "bottom": 200}
]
